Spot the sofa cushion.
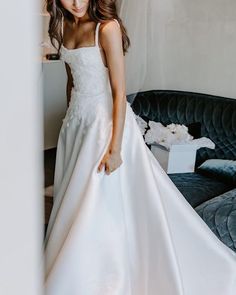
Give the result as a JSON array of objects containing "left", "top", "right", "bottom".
[
  {"left": 195, "top": 188, "right": 236, "bottom": 252},
  {"left": 168, "top": 172, "right": 234, "bottom": 208},
  {"left": 196, "top": 159, "right": 236, "bottom": 185}
]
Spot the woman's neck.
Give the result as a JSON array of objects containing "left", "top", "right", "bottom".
[{"left": 73, "top": 12, "right": 90, "bottom": 25}]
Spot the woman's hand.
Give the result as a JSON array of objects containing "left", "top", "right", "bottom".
[{"left": 97, "top": 145, "right": 123, "bottom": 175}]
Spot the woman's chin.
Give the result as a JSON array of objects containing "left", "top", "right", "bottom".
[{"left": 71, "top": 9, "right": 86, "bottom": 17}]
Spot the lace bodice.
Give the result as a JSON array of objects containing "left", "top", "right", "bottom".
[
  {"left": 59, "top": 20, "right": 117, "bottom": 96},
  {"left": 59, "top": 19, "right": 122, "bottom": 134}
]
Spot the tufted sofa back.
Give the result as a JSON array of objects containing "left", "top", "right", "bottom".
[{"left": 128, "top": 90, "right": 236, "bottom": 168}]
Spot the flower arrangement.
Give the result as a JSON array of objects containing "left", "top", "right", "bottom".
[
  {"left": 134, "top": 114, "right": 149, "bottom": 137},
  {"left": 145, "top": 121, "right": 193, "bottom": 147},
  {"left": 134, "top": 115, "right": 215, "bottom": 150}
]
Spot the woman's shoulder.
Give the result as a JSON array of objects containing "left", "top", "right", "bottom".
[
  {"left": 100, "top": 19, "right": 120, "bottom": 31},
  {"left": 99, "top": 19, "right": 121, "bottom": 41},
  {"left": 99, "top": 19, "right": 122, "bottom": 52}
]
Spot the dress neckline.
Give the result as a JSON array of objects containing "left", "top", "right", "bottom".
[
  {"left": 61, "top": 43, "right": 101, "bottom": 52},
  {"left": 60, "top": 19, "right": 113, "bottom": 71},
  {"left": 60, "top": 44, "right": 109, "bottom": 71},
  {"left": 61, "top": 19, "right": 101, "bottom": 51}
]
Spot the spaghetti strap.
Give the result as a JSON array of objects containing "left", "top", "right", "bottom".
[
  {"left": 113, "top": 18, "right": 120, "bottom": 27},
  {"left": 95, "top": 22, "right": 101, "bottom": 47},
  {"left": 61, "top": 15, "right": 64, "bottom": 39}
]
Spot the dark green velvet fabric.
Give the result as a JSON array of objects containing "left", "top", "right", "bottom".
[
  {"left": 195, "top": 188, "right": 236, "bottom": 252},
  {"left": 168, "top": 172, "right": 234, "bottom": 208},
  {"left": 197, "top": 159, "right": 236, "bottom": 185}
]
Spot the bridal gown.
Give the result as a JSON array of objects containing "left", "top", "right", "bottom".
[{"left": 44, "top": 19, "right": 236, "bottom": 295}]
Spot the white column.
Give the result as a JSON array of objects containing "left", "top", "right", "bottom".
[{"left": 0, "top": 1, "right": 44, "bottom": 294}]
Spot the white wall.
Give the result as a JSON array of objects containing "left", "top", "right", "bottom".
[
  {"left": 146, "top": 0, "right": 236, "bottom": 98},
  {"left": 120, "top": 0, "right": 236, "bottom": 99},
  {"left": 0, "top": 1, "right": 44, "bottom": 294}
]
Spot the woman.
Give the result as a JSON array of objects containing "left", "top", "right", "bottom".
[{"left": 44, "top": 0, "right": 236, "bottom": 294}]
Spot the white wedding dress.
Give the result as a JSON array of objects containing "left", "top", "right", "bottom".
[{"left": 44, "top": 19, "right": 236, "bottom": 295}]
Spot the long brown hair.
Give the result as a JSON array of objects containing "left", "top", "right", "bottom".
[{"left": 45, "top": 0, "right": 130, "bottom": 55}]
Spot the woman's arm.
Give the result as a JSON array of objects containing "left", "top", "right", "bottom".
[
  {"left": 100, "top": 20, "right": 127, "bottom": 153},
  {"left": 97, "top": 20, "right": 127, "bottom": 175},
  {"left": 65, "top": 62, "right": 74, "bottom": 107}
]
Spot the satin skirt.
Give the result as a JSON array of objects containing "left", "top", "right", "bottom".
[{"left": 44, "top": 97, "right": 236, "bottom": 295}]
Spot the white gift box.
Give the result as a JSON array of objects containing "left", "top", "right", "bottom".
[{"left": 150, "top": 143, "right": 197, "bottom": 173}]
